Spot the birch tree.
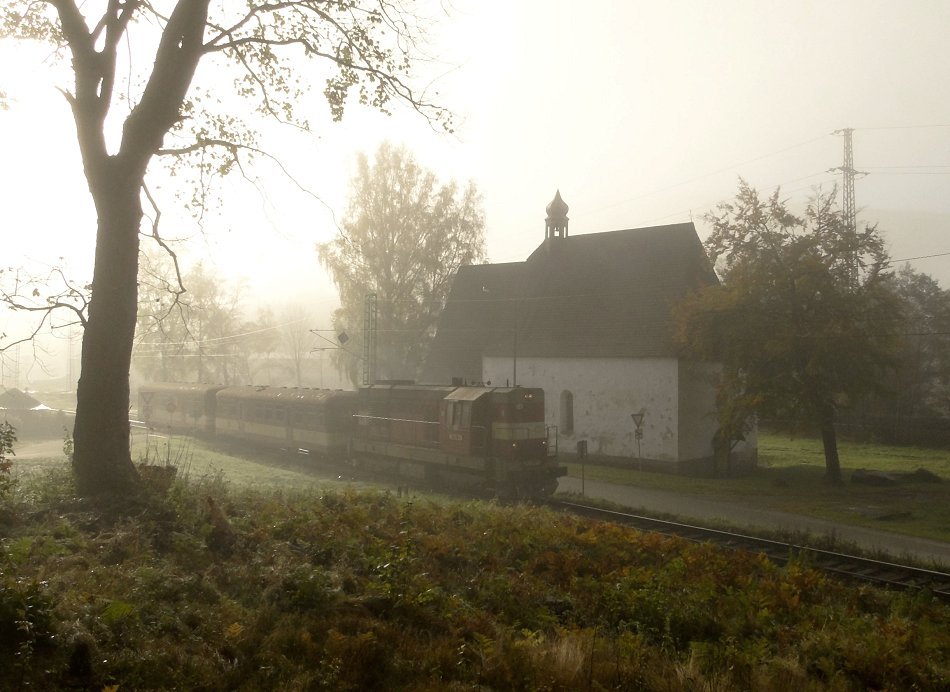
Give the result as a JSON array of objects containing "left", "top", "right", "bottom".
[{"left": 318, "top": 142, "right": 485, "bottom": 384}]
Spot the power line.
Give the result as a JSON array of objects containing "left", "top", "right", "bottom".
[
  {"left": 864, "top": 171, "right": 950, "bottom": 176},
  {"left": 594, "top": 134, "right": 829, "bottom": 215},
  {"left": 864, "top": 165, "right": 950, "bottom": 169},
  {"left": 886, "top": 251, "right": 950, "bottom": 265},
  {"left": 134, "top": 316, "right": 309, "bottom": 347},
  {"left": 594, "top": 125, "right": 950, "bottom": 231},
  {"left": 856, "top": 123, "right": 950, "bottom": 131}
]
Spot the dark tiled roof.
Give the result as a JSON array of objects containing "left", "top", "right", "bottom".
[{"left": 422, "top": 223, "right": 715, "bottom": 384}]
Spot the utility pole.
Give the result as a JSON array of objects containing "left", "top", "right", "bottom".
[
  {"left": 12, "top": 344, "right": 20, "bottom": 390},
  {"left": 362, "top": 292, "right": 377, "bottom": 385},
  {"left": 830, "top": 128, "right": 866, "bottom": 287}
]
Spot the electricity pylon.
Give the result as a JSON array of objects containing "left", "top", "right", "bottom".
[{"left": 830, "top": 128, "right": 866, "bottom": 287}]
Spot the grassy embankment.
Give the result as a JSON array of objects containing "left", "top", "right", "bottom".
[
  {"left": 2, "top": 437, "right": 949, "bottom": 690},
  {"left": 565, "top": 432, "right": 950, "bottom": 543}
]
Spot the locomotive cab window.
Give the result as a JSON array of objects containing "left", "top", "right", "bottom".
[
  {"left": 461, "top": 402, "right": 472, "bottom": 427},
  {"left": 451, "top": 401, "right": 463, "bottom": 428}
]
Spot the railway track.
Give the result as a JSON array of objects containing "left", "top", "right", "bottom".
[{"left": 549, "top": 499, "right": 950, "bottom": 601}]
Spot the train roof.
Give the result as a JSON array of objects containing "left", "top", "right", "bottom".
[
  {"left": 359, "top": 383, "right": 455, "bottom": 393},
  {"left": 358, "top": 384, "right": 543, "bottom": 402},
  {"left": 217, "top": 386, "right": 355, "bottom": 403},
  {"left": 444, "top": 386, "right": 542, "bottom": 401},
  {"left": 444, "top": 387, "right": 492, "bottom": 401},
  {"left": 138, "top": 382, "right": 228, "bottom": 395}
]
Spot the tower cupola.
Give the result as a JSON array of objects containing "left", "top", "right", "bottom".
[{"left": 545, "top": 190, "right": 569, "bottom": 240}]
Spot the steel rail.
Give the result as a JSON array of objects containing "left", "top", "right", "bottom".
[{"left": 548, "top": 499, "right": 950, "bottom": 601}]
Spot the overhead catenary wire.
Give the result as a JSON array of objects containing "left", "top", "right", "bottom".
[{"left": 133, "top": 316, "right": 311, "bottom": 348}]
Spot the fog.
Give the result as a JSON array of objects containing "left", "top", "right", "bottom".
[{"left": 2, "top": 0, "right": 949, "bottom": 385}]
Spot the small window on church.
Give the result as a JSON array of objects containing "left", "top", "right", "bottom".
[{"left": 560, "top": 390, "right": 574, "bottom": 435}]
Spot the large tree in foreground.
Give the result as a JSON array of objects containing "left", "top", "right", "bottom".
[
  {"left": 675, "top": 181, "right": 900, "bottom": 483},
  {"left": 318, "top": 141, "right": 486, "bottom": 384},
  {"left": 1, "top": 2, "right": 448, "bottom": 496}
]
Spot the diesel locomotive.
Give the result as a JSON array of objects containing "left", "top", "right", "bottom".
[{"left": 137, "top": 382, "right": 564, "bottom": 498}]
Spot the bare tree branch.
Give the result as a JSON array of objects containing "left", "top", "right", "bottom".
[{"left": 157, "top": 137, "right": 343, "bottom": 234}]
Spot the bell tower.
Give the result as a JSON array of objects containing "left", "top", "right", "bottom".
[{"left": 545, "top": 190, "right": 569, "bottom": 240}]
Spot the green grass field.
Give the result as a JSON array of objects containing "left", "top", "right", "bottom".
[
  {"left": 13, "top": 429, "right": 950, "bottom": 542},
  {"left": 565, "top": 432, "right": 950, "bottom": 542},
  {"left": 12, "top": 432, "right": 385, "bottom": 502}
]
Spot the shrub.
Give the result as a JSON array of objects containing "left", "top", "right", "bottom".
[{"left": 0, "top": 421, "right": 16, "bottom": 498}]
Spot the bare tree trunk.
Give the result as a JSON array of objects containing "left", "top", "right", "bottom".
[
  {"left": 819, "top": 405, "right": 843, "bottom": 485},
  {"left": 72, "top": 169, "right": 142, "bottom": 496}
]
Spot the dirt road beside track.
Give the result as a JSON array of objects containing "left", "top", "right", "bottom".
[{"left": 558, "top": 476, "right": 950, "bottom": 567}]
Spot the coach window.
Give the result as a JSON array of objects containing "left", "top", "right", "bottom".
[{"left": 560, "top": 390, "right": 574, "bottom": 435}]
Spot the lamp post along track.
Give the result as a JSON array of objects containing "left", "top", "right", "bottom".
[{"left": 549, "top": 499, "right": 950, "bottom": 601}]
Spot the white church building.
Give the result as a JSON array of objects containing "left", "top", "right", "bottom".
[{"left": 423, "top": 192, "right": 756, "bottom": 475}]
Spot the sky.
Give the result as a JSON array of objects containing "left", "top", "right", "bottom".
[{"left": 2, "top": 0, "right": 950, "bottom": 381}]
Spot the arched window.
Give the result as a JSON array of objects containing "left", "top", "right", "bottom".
[{"left": 559, "top": 390, "right": 574, "bottom": 435}]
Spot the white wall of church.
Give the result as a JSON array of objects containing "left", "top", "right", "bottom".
[
  {"left": 677, "top": 361, "right": 721, "bottom": 461},
  {"left": 482, "top": 356, "right": 688, "bottom": 462}
]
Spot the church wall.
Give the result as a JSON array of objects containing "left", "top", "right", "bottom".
[
  {"left": 677, "top": 361, "right": 758, "bottom": 474},
  {"left": 676, "top": 361, "right": 720, "bottom": 462},
  {"left": 482, "top": 355, "right": 683, "bottom": 463}
]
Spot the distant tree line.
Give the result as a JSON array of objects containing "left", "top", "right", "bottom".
[
  {"left": 835, "top": 264, "right": 950, "bottom": 446},
  {"left": 757, "top": 264, "right": 950, "bottom": 448},
  {"left": 134, "top": 252, "right": 334, "bottom": 388}
]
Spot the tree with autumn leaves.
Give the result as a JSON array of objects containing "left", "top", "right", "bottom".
[{"left": 675, "top": 181, "right": 900, "bottom": 483}]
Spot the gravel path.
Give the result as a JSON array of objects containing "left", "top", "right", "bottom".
[
  {"left": 558, "top": 476, "right": 950, "bottom": 568},
  {"left": 15, "top": 439, "right": 66, "bottom": 459}
]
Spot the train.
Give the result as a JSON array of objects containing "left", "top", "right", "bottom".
[{"left": 137, "top": 382, "right": 566, "bottom": 498}]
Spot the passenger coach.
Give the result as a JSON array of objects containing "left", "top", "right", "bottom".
[
  {"left": 137, "top": 382, "right": 225, "bottom": 434},
  {"left": 214, "top": 386, "right": 355, "bottom": 457}
]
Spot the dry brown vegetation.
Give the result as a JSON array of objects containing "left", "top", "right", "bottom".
[{"left": 1, "top": 453, "right": 948, "bottom": 691}]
